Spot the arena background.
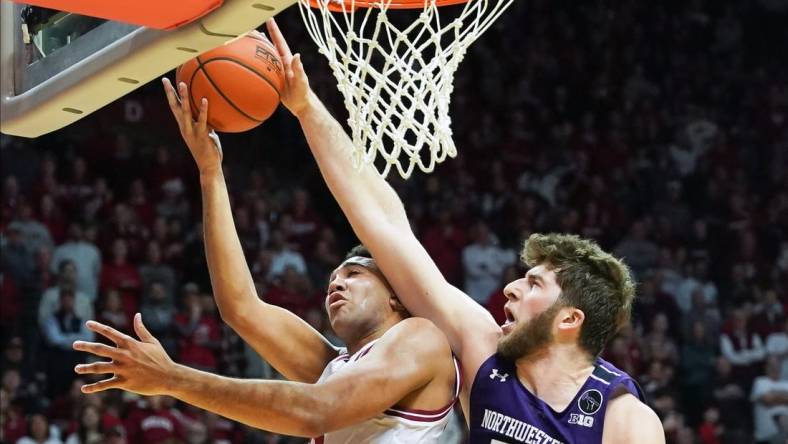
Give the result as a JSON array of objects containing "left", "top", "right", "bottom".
[{"left": 1, "top": 1, "right": 787, "bottom": 443}]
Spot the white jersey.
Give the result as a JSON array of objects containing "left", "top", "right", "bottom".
[{"left": 311, "top": 339, "right": 460, "bottom": 444}]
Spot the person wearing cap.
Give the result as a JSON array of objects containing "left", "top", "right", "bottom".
[{"left": 71, "top": 27, "right": 460, "bottom": 442}]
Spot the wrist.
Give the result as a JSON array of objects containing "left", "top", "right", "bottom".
[
  {"left": 165, "top": 363, "right": 193, "bottom": 396},
  {"left": 293, "top": 90, "right": 320, "bottom": 120},
  {"left": 199, "top": 167, "right": 223, "bottom": 184}
]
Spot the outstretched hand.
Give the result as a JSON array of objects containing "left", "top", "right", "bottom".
[
  {"left": 265, "top": 18, "right": 312, "bottom": 117},
  {"left": 73, "top": 313, "right": 177, "bottom": 396},
  {"left": 162, "top": 77, "right": 223, "bottom": 176}
]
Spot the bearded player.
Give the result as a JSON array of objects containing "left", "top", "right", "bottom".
[
  {"left": 260, "top": 18, "right": 665, "bottom": 444},
  {"left": 71, "top": 49, "right": 460, "bottom": 444}
]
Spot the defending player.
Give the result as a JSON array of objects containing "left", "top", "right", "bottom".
[
  {"left": 261, "top": 18, "right": 665, "bottom": 444},
  {"left": 71, "top": 77, "right": 460, "bottom": 443}
]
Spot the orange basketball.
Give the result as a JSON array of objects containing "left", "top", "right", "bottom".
[{"left": 176, "top": 33, "right": 285, "bottom": 133}]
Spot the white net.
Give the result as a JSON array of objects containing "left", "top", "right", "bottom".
[{"left": 298, "top": 0, "right": 513, "bottom": 178}]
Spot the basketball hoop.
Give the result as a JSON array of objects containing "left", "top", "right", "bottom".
[{"left": 299, "top": 0, "right": 513, "bottom": 178}]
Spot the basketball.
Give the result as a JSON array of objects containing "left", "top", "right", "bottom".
[{"left": 175, "top": 32, "right": 285, "bottom": 133}]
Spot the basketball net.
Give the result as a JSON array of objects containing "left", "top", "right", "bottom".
[{"left": 299, "top": 0, "right": 513, "bottom": 178}]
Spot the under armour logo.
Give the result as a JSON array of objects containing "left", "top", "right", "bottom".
[{"left": 490, "top": 369, "right": 509, "bottom": 382}]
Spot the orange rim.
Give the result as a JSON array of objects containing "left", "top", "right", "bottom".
[{"left": 308, "top": 0, "right": 470, "bottom": 12}]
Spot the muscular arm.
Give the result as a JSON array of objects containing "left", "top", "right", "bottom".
[
  {"left": 75, "top": 316, "right": 451, "bottom": 438},
  {"left": 602, "top": 394, "right": 665, "bottom": 444},
  {"left": 200, "top": 171, "right": 337, "bottom": 382},
  {"left": 163, "top": 78, "right": 337, "bottom": 382},
  {"left": 267, "top": 19, "right": 500, "bottom": 384}
]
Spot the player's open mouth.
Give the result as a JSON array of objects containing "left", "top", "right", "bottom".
[
  {"left": 327, "top": 292, "right": 348, "bottom": 311},
  {"left": 501, "top": 307, "right": 516, "bottom": 333}
]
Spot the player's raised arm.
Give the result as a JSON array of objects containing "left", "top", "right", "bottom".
[
  {"left": 266, "top": 18, "right": 500, "bottom": 378},
  {"left": 162, "top": 78, "right": 337, "bottom": 383},
  {"left": 74, "top": 315, "right": 452, "bottom": 438}
]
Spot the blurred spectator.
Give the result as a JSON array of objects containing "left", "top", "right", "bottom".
[
  {"left": 15, "top": 413, "right": 63, "bottom": 444},
  {"left": 82, "top": 178, "right": 114, "bottom": 225},
  {"left": 97, "top": 289, "right": 131, "bottom": 336},
  {"left": 461, "top": 221, "right": 516, "bottom": 304},
  {"left": 156, "top": 178, "right": 190, "bottom": 227},
  {"left": 103, "top": 204, "right": 146, "bottom": 262},
  {"left": 2, "top": 225, "right": 36, "bottom": 289},
  {"left": 50, "top": 223, "right": 101, "bottom": 301},
  {"left": 613, "top": 219, "right": 659, "bottom": 278},
  {"left": 281, "top": 189, "right": 323, "bottom": 254},
  {"left": 64, "top": 404, "right": 103, "bottom": 444},
  {"left": 139, "top": 241, "right": 177, "bottom": 306},
  {"left": 681, "top": 287, "right": 722, "bottom": 342},
  {"left": 264, "top": 267, "right": 317, "bottom": 318},
  {"left": 2, "top": 390, "right": 27, "bottom": 443},
  {"left": 422, "top": 207, "right": 467, "bottom": 287},
  {"left": 720, "top": 309, "right": 767, "bottom": 387},
  {"left": 1, "top": 337, "right": 25, "bottom": 373},
  {"left": 643, "top": 313, "right": 679, "bottom": 365},
  {"left": 603, "top": 326, "right": 643, "bottom": 378},
  {"left": 250, "top": 197, "right": 272, "bottom": 249},
  {"left": 174, "top": 287, "right": 221, "bottom": 372},
  {"left": 126, "top": 179, "right": 155, "bottom": 228},
  {"left": 8, "top": 201, "right": 53, "bottom": 256},
  {"left": 99, "top": 239, "right": 142, "bottom": 318},
  {"left": 307, "top": 235, "right": 342, "bottom": 290},
  {"left": 712, "top": 357, "right": 749, "bottom": 441},
  {"left": 139, "top": 281, "right": 177, "bottom": 357},
  {"left": 765, "top": 319, "right": 788, "bottom": 380},
  {"left": 125, "top": 395, "right": 185, "bottom": 444},
  {"left": 38, "top": 261, "right": 94, "bottom": 327},
  {"left": 750, "top": 356, "right": 788, "bottom": 444},
  {"left": 0, "top": 273, "right": 23, "bottom": 335},
  {"left": 697, "top": 406, "right": 724, "bottom": 444},
  {"left": 680, "top": 320, "right": 717, "bottom": 426},
  {"left": 40, "top": 289, "right": 94, "bottom": 397},
  {"left": 751, "top": 289, "right": 786, "bottom": 338},
  {"left": 47, "top": 379, "right": 87, "bottom": 430},
  {"left": 267, "top": 230, "right": 307, "bottom": 281}
]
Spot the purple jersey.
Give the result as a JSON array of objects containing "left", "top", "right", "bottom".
[{"left": 469, "top": 354, "right": 644, "bottom": 444}]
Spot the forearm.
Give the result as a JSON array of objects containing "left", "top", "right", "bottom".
[
  {"left": 295, "top": 92, "right": 497, "bottom": 353},
  {"left": 167, "top": 364, "right": 326, "bottom": 437},
  {"left": 200, "top": 172, "right": 259, "bottom": 320},
  {"left": 296, "top": 92, "right": 409, "bottom": 229}
]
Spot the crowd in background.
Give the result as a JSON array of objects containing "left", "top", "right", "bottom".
[{"left": 2, "top": 0, "right": 787, "bottom": 443}]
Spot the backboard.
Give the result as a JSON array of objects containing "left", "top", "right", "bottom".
[{"left": 0, "top": 0, "right": 297, "bottom": 138}]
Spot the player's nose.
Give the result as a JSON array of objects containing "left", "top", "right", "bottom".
[
  {"left": 328, "top": 276, "right": 346, "bottom": 293},
  {"left": 502, "top": 280, "right": 520, "bottom": 301}
]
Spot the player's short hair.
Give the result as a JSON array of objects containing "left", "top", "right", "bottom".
[
  {"left": 522, "top": 233, "right": 636, "bottom": 357},
  {"left": 345, "top": 244, "right": 373, "bottom": 260}
]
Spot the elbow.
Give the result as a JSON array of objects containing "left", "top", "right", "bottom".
[
  {"left": 297, "top": 390, "right": 338, "bottom": 437},
  {"left": 298, "top": 409, "right": 330, "bottom": 438}
]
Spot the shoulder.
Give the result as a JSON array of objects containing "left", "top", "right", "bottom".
[
  {"left": 376, "top": 318, "right": 453, "bottom": 366},
  {"left": 382, "top": 317, "right": 450, "bottom": 351},
  {"left": 603, "top": 394, "right": 664, "bottom": 444}
]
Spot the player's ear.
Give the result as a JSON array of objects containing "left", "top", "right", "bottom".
[{"left": 557, "top": 307, "right": 584, "bottom": 332}]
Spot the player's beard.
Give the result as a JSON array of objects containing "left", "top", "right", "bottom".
[{"left": 497, "top": 302, "right": 562, "bottom": 361}]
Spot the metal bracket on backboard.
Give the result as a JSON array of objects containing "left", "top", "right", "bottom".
[{"left": 0, "top": 0, "right": 297, "bottom": 138}]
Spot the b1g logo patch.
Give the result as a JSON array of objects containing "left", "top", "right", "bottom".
[
  {"left": 568, "top": 413, "right": 594, "bottom": 428},
  {"left": 578, "top": 389, "right": 603, "bottom": 415}
]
